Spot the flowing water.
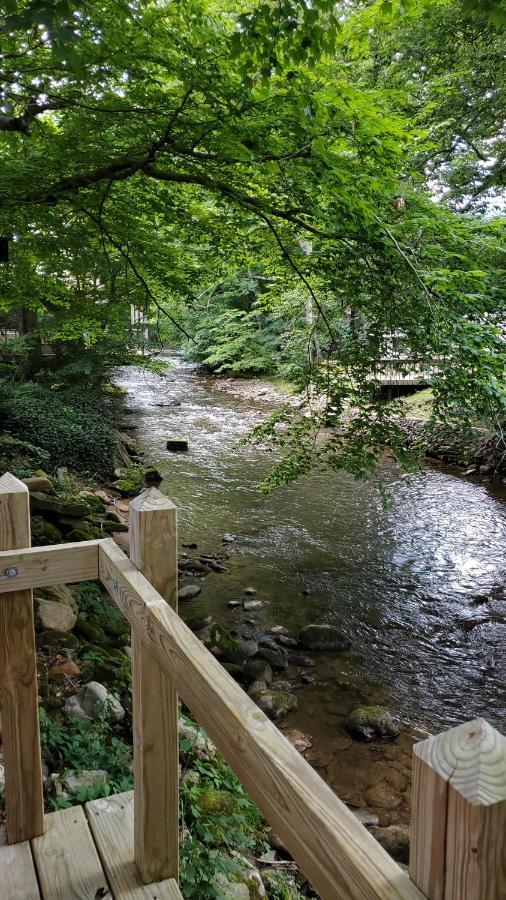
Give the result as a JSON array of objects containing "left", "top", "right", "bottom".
[{"left": 117, "top": 354, "right": 506, "bottom": 822}]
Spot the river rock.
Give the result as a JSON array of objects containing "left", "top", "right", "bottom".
[
  {"left": 248, "top": 679, "right": 267, "bottom": 696},
  {"left": 35, "top": 600, "right": 77, "bottom": 632},
  {"left": 49, "top": 659, "right": 81, "bottom": 679},
  {"left": 178, "top": 584, "right": 202, "bottom": 601},
  {"left": 365, "top": 781, "right": 403, "bottom": 810},
  {"left": 64, "top": 682, "right": 125, "bottom": 723},
  {"left": 299, "top": 624, "right": 351, "bottom": 652},
  {"left": 64, "top": 769, "right": 108, "bottom": 796},
  {"left": 269, "top": 625, "right": 288, "bottom": 635},
  {"left": 277, "top": 634, "right": 297, "bottom": 648},
  {"left": 222, "top": 533, "right": 236, "bottom": 543},
  {"left": 345, "top": 706, "right": 400, "bottom": 742},
  {"left": 228, "top": 600, "right": 241, "bottom": 608},
  {"left": 210, "top": 624, "right": 258, "bottom": 665},
  {"left": 289, "top": 654, "right": 315, "bottom": 667},
  {"left": 244, "top": 658, "right": 273, "bottom": 684},
  {"left": 144, "top": 465, "right": 163, "bottom": 482},
  {"left": 257, "top": 643, "right": 288, "bottom": 669},
  {"left": 186, "top": 614, "right": 213, "bottom": 632},
  {"left": 370, "top": 825, "right": 410, "bottom": 863},
  {"left": 166, "top": 437, "right": 189, "bottom": 452},
  {"left": 251, "top": 689, "right": 297, "bottom": 720},
  {"left": 243, "top": 599, "right": 263, "bottom": 611},
  {"left": 244, "top": 587, "right": 257, "bottom": 595},
  {"left": 270, "top": 680, "right": 293, "bottom": 693},
  {"left": 283, "top": 729, "right": 312, "bottom": 752}
]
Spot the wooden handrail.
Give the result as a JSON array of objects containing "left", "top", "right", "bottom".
[
  {"left": 0, "top": 540, "right": 101, "bottom": 593},
  {"left": 99, "top": 537, "right": 424, "bottom": 900}
]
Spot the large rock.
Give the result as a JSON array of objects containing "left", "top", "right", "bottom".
[
  {"left": 64, "top": 682, "right": 125, "bottom": 723},
  {"left": 22, "top": 476, "right": 54, "bottom": 493},
  {"left": 178, "top": 584, "right": 202, "bottom": 601},
  {"left": 345, "top": 706, "right": 400, "bottom": 742},
  {"left": 36, "top": 630, "right": 80, "bottom": 651},
  {"left": 166, "top": 437, "right": 189, "bottom": 452},
  {"left": 214, "top": 854, "right": 266, "bottom": 899},
  {"left": 256, "top": 644, "right": 288, "bottom": 670},
  {"left": 29, "top": 492, "right": 89, "bottom": 519},
  {"left": 299, "top": 624, "right": 351, "bottom": 652},
  {"left": 31, "top": 517, "right": 63, "bottom": 546},
  {"left": 245, "top": 659, "right": 273, "bottom": 684},
  {"left": 35, "top": 583, "right": 79, "bottom": 614},
  {"left": 198, "top": 789, "right": 239, "bottom": 817},
  {"left": 210, "top": 624, "right": 258, "bottom": 665},
  {"left": 35, "top": 598, "right": 77, "bottom": 633},
  {"left": 251, "top": 689, "right": 297, "bottom": 721},
  {"left": 364, "top": 781, "right": 403, "bottom": 810}
]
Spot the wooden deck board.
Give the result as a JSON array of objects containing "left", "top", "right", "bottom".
[
  {"left": 0, "top": 826, "right": 40, "bottom": 899},
  {"left": 85, "top": 791, "right": 182, "bottom": 899},
  {"left": 31, "top": 805, "right": 110, "bottom": 900}
]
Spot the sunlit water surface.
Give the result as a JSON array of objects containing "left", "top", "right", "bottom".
[{"left": 116, "top": 355, "right": 505, "bottom": 809}]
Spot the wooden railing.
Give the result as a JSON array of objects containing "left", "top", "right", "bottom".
[{"left": 0, "top": 472, "right": 505, "bottom": 899}]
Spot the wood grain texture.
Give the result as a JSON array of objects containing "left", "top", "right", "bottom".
[
  {"left": 0, "top": 472, "right": 44, "bottom": 843},
  {"left": 130, "top": 489, "right": 179, "bottom": 883},
  {"left": 85, "top": 791, "right": 183, "bottom": 899},
  {"left": 0, "top": 826, "right": 40, "bottom": 899},
  {"left": 31, "top": 805, "right": 110, "bottom": 900},
  {"left": 410, "top": 718, "right": 506, "bottom": 900},
  {"left": 99, "top": 538, "right": 423, "bottom": 900},
  {"left": 0, "top": 540, "right": 101, "bottom": 594}
]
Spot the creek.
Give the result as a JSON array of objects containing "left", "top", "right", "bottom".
[{"left": 117, "top": 353, "right": 506, "bottom": 826}]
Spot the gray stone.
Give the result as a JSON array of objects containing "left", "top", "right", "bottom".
[
  {"left": 29, "top": 492, "right": 89, "bottom": 519},
  {"left": 222, "top": 534, "right": 236, "bottom": 543},
  {"left": 289, "top": 654, "right": 315, "bottom": 667},
  {"left": 299, "top": 623, "right": 351, "bottom": 652},
  {"left": 186, "top": 614, "right": 213, "bottom": 632},
  {"left": 64, "top": 769, "right": 108, "bottom": 796},
  {"left": 345, "top": 706, "right": 400, "bottom": 742},
  {"left": 244, "top": 599, "right": 263, "bottom": 611},
  {"left": 178, "top": 584, "right": 202, "bottom": 601},
  {"left": 22, "top": 476, "right": 54, "bottom": 493},
  {"left": 178, "top": 719, "right": 216, "bottom": 760},
  {"left": 64, "top": 682, "right": 125, "bottom": 723},
  {"left": 245, "top": 658, "right": 273, "bottom": 684},
  {"left": 35, "top": 598, "right": 77, "bottom": 633},
  {"left": 257, "top": 644, "right": 288, "bottom": 669}
]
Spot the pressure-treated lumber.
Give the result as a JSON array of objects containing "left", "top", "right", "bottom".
[
  {"left": 85, "top": 791, "right": 183, "bottom": 899},
  {"left": 0, "top": 827, "right": 40, "bottom": 899},
  {"left": 99, "top": 537, "right": 424, "bottom": 900},
  {"left": 31, "top": 805, "right": 109, "bottom": 900},
  {"left": 130, "top": 488, "right": 179, "bottom": 883},
  {"left": 410, "top": 718, "right": 506, "bottom": 900},
  {"left": 0, "top": 473, "right": 44, "bottom": 843},
  {"left": 0, "top": 540, "right": 101, "bottom": 594}
]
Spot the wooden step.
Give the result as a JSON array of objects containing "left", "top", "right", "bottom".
[
  {"left": 86, "top": 791, "right": 182, "bottom": 899},
  {"left": 0, "top": 827, "right": 39, "bottom": 900},
  {"left": 31, "top": 805, "right": 109, "bottom": 900}
]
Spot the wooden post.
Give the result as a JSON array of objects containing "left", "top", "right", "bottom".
[
  {"left": 0, "top": 472, "right": 44, "bottom": 843},
  {"left": 130, "top": 488, "right": 179, "bottom": 883},
  {"left": 410, "top": 718, "right": 506, "bottom": 900}
]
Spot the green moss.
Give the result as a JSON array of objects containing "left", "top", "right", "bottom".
[{"left": 31, "top": 517, "right": 63, "bottom": 546}]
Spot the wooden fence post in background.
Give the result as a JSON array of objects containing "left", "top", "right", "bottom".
[
  {"left": 0, "top": 472, "right": 44, "bottom": 843},
  {"left": 410, "top": 717, "right": 506, "bottom": 900},
  {"left": 130, "top": 488, "right": 179, "bottom": 883}
]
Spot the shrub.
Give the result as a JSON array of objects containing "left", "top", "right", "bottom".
[{"left": 0, "top": 379, "right": 117, "bottom": 476}]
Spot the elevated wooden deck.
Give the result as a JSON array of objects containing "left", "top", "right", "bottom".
[{"left": 0, "top": 791, "right": 182, "bottom": 900}]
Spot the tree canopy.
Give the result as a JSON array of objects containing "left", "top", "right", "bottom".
[{"left": 1, "top": 0, "right": 504, "bottom": 481}]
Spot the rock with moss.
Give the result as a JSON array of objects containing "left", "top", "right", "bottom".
[
  {"left": 78, "top": 491, "right": 107, "bottom": 513},
  {"left": 210, "top": 624, "right": 258, "bottom": 666},
  {"left": 74, "top": 615, "right": 112, "bottom": 646},
  {"left": 36, "top": 630, "right": 80, "bottom": 651},
  {"left": 345, "top": 706, "right": 400, "bottom": 742},
  {"left": 23, "top": 476, "right": 54, "bottom": 493},
  {"left": 214, "top": 854, "right": 266, "bottom": 899},
  {"left": 112, "top": 467, "right": 144, "bottom": 496},
  {"left": 66, "top": 524, "right": 103, "bottom": 542},
  {"left": 261, "top": 871, "right": 304, "bottom": 899},
  {"left": 198, "top": 789, "right": 239, "bottom": 817},
  {"left": 29, "top": 492, "right": 89, "bottom": 519},
  {"left": 256, "top": 644, "right": 288, "bottom": 670},
  {"left": 250, "top": 689, "right": 297, "bottom": 721},
  {"left": 166, "top": 437, "right": 189, "bottom": 452},
  {"left": 31, "top": 517, "right": 63, "bottom": 546},
  {"left": 245, "top": 658, "right": 273, "bottom": 684}
]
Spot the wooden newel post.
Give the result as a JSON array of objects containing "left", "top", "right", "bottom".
[
  {"left": 0, "top": 473, "right": 44, "bottom": 843},
  {"left": 410, "top": 718, "right": 506, "bottom": 900},
  {"left": 130, "top": 488, "right": 179, "bottom": 884}
]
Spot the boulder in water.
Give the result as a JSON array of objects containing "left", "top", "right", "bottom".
[
  {"left": 299, "top": 623, "right": 351, "bottom": 652},
  {"left": 251, "top": 689, "right": 297, "bottom": 721},
  {"left": 345, "top": 706, "right": 400, "bottom": 742},
  {"left": 166, "top": 437, "right": 189, "bottom": 452},
  {"left": 178, "top": 584, "right": 201, "bottom": 601}
]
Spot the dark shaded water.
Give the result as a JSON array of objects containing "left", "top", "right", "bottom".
[{"left": 117, "top": 354, "right": 505, "bottom": 818}]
